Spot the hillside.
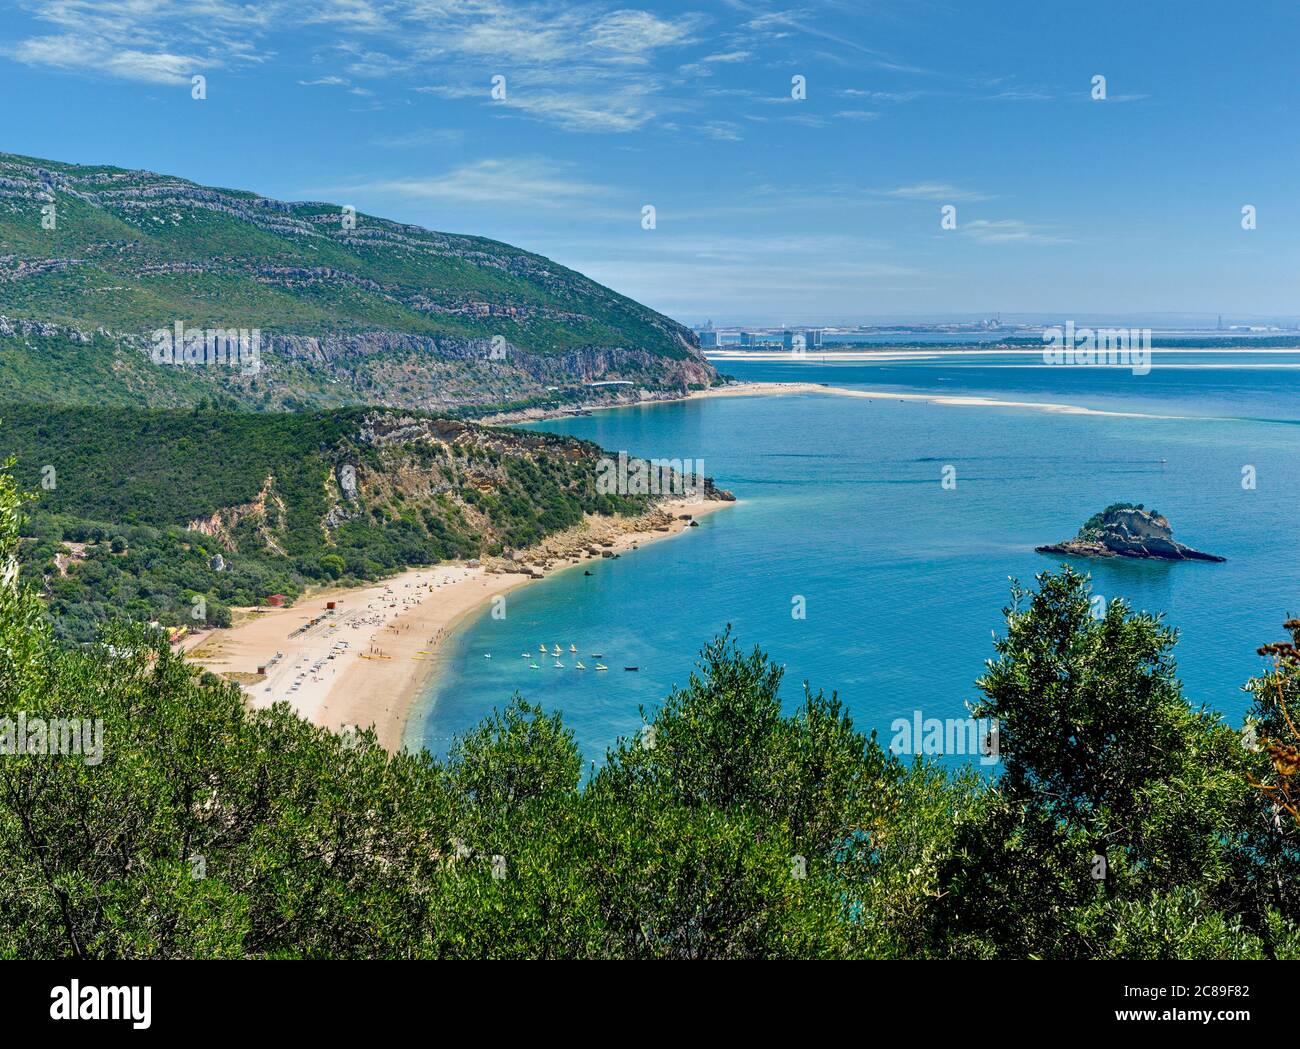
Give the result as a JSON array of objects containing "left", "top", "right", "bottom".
[
  {"left": 0, "top": 152, "right": 715, "bottom": 411},
  {"left": 5, "top": 405, "right": 664, "bottom": 642}
]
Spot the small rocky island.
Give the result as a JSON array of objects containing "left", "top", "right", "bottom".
[{"left": 1036, "top": 503, "right": 1225, "bottom": 562}]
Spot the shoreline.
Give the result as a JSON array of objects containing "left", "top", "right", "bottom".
[
  {"left": 682, "top": 381, "right": 1193, "bottom": 420},
  {"left": 483, "top": 344, "right": 1300, "bottom": 427},
  {"left": 484, "top": 378, "right": 1194, "bottom": 425},
  {"left": 188, "top": 495, "right": 734, "bottom": 751}
]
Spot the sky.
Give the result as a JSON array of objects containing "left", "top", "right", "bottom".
[{"left": 2, "top": 0, "right": 1299, "bottom": 326}]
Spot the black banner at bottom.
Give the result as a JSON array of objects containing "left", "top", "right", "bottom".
[{"left": 0, "top": 960, "right": 1290, "bottom": 1037}]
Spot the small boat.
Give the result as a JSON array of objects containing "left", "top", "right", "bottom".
[
  {"left": 624, "top": 666, "right": 639, "bottom": 672},
  {"left": 595, "top": 664, "right": 608, "bottom": 671},
  {"left": 569, "top": 644, "right": 577, "bottom": 653},
  {"left": 521, "top": 652, "right": 530, "bottom": 658},
  {"left": 529, "top": 663, "right": 540, "bottom": 670},
  {"left": 552, "top": 645, "right": 562, "bottom": 656},
  {"left": 576, "top": 661, "right": 586, "bottom": 670},
  {"left": 484, "top": 653, "right": 491, "bottom": 659},
  {"left": 538, "top": 644, "right": 546, "bottom": 652},
  {"left": 554, "top": 660, "right": 565, "bottom": 668},
  {"left": 591, "top": 653, "right": 604, "bottom": 659}
]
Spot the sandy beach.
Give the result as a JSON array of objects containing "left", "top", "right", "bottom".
[
  {"left": 188, "top": 495, "right": 732, "bottom": 751},
  {"left": 484, "top": 372, "right": 1202, "bottom": 428},
  {"left": 685, "top": 380, "right": 1192, "bottom": 420}
]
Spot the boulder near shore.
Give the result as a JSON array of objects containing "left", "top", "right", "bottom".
[{"left": 1036, "top": 503, "right": 1225, "bottom": 562}]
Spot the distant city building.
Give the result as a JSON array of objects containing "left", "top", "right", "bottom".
[
  {"left": 699, "top": 330, "right": 720, "bottom": 348},
  {"left": 805, "top": 328, "right": 823, "bottom": 348},
  {"left": 740, "top": 331, "right": 757, "bottom": 347},
  {"left": 781, "top": 330, "right": 794, "bottom": 349}
]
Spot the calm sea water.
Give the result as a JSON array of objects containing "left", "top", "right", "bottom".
[{"left": 405, "top": 353, "right": 1300, "bottom": 766}]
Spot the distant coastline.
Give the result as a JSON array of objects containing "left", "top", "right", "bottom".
[
  {"left": 478, "top": 346, "right": 1300, "bottom": 427},
  {"left": 685, "top": 380, "right": 1194, "bottom": 420},
  {"left": 483, "top": 376, "right": 1199, "bottom": 426},
  {"left": 703, "top": 345, "right": 1300, "bottom": 361}
]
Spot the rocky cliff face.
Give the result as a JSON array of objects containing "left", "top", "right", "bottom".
[
  {"left": 267, "top": 330, "right": 714, "bottom": 405},
  {"left": 1037, "top": 504, "right": 1225, "bottom": 562}
]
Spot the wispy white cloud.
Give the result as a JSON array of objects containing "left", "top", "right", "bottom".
[
  {"left": 4, "top": 0, "right": 939, "bottom": 138},
  {"left": 10, "top": 34, "right": 201, "bottom": 83},
  {"left": 962, "top": 219, "right": 1072, "bottom": 244},
  {"left": 879, "top": 182, "right": 992, "bottom": 202},
  {"left": 985, "top": 87, "right": 1052, "bottom": 102},
  {"left": 698, "top": 120, "right": 744, "bottom": 141},
  {"left": 371, "top": 127, "right": 465, "bottom": 149},
  {"left": 5, "top": 0, "right": 272, "bottom": 83},
  {"left": 309, "top": 157, "right": 613, "bottom": 208},
  {"left": 303, "top": 0, "right": 388, "bottom": 29},
  {"left": 837, "top": 88, "right": 922, "bottom": 103},
  {"left": 415, "top": 76, "right": 670, "bottom": 134},
  {"left": 586, "top": 9, "right": 699, "bottom": 52},
  {"left": 722, "top": 0, "right": 934, "bottom": 74},
  {"left": 394, "top": 3, "right": 705, "bottom": 131}
]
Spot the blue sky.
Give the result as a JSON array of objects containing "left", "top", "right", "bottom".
[{"left": 3, "top": 0, "right": 1299, "bottom": 325}]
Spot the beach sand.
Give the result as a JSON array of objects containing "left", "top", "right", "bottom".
[
  {"left": 483, "top": 375, "right": 1194, "bottom": 428},
  {"left": 187, "top": 495, "right": 732, "bottom": 751},
  {"left": 685, "top": 380, "right": 1190, "bottom": 420}
]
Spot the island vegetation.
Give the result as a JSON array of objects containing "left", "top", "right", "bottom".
[{"left": 1037, "top": 502, "right": 1225, "bottom": 562}]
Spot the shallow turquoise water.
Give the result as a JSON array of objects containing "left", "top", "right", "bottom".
[{"left": 406, "top": 354, "right": 1300, "bottom": 766}]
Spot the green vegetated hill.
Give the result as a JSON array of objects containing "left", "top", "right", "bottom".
[
  {"left": 3, "top": 404, "right": 648, "bottom": 643},
  {"left": 0, "top": 151, "right": 715, "bottom": 411}
]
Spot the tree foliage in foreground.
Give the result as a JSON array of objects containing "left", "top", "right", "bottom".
[{"left": 0, "top": 465, "right": 1297, "bottom": 957}]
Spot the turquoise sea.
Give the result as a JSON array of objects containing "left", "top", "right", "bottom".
[{"left": 405, "top": 353, "right": 1300, "bottom": 766}]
